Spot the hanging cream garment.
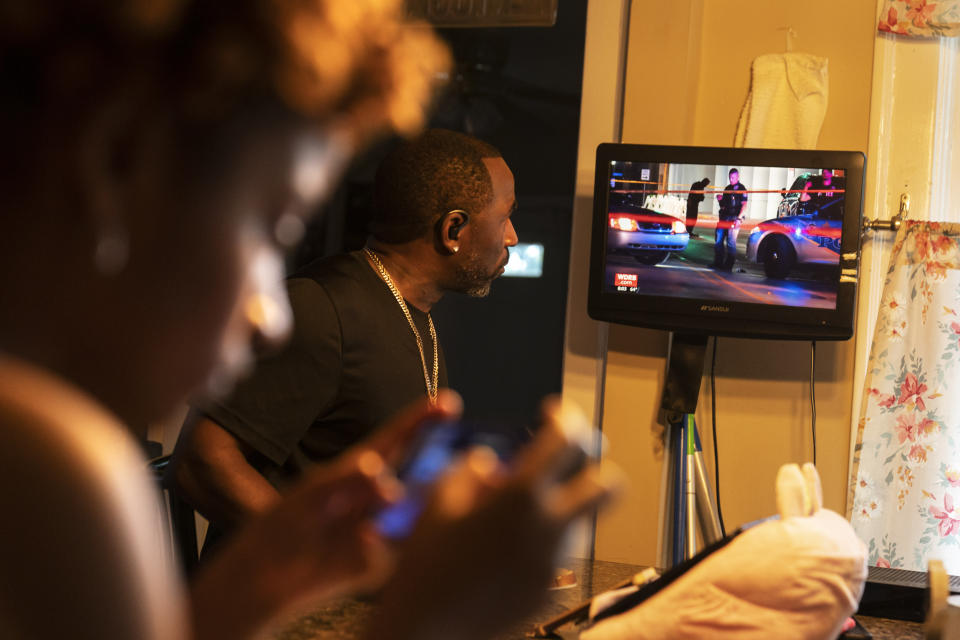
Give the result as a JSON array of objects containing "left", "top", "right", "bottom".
[{"left": 734, "top": 53, "right": 829, "bottom": 149}]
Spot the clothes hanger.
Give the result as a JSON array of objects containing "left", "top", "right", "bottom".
[{"left": 777, "top": 26, "right": 798, "bottom": 53}]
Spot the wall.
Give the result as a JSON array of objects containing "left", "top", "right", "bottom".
[
  {"left": 560, "top": 0, "right": 631, "bottom": 556},
  {"left": 587, "top": 0, "right": 878, "bottom": 566}
]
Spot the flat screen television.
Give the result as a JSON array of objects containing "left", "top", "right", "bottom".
[{"left": 587, "top": 144, "right": 865, "bottom": 340}]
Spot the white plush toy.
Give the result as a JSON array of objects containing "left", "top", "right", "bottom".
[{"left": 582, "top": 463, "right": 867, "bottom": 640}]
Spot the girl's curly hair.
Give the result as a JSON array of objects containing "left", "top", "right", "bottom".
[{"left": 0, "top": 0, "right": 449, "bottom": 197}]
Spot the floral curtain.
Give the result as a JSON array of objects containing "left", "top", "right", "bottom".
[
  {"left": 878, "top": 1, "right": 960, "bottom": 36},
  {"left": 849, "top": 221, "right": 960, "bottom": 573}
]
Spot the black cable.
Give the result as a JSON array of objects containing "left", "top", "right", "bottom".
[
  {"left": 710, "top": 336, "right": 726, "bottom": 536},
  {"left": 592, "top": 524, "right": 744, "bottom": 624},
  {"left": 810, "top": 340, "right": 817, "bottom": 466}
]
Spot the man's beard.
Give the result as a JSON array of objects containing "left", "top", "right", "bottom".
[{"left": 452, "top": 251, "right": 498, "bottom": 297}]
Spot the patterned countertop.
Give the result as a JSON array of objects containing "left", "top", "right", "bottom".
[{"left": 272, "top": 558, "right": 925, "bottom": 639}]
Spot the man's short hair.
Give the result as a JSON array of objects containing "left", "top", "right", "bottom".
[
  {"left": 371, "top": 129, "right": 503, "bottom": 244},
  {"left": 729, "top": 168, "right": 739, "bottom": 177}
]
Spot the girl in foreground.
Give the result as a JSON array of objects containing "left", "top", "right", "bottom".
[{"left": 0, "top": 1, "right": 617, "bottom": 638}]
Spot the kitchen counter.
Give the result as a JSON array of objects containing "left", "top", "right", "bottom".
[{"left": 273, "top": 558, "right": 924, "bottom": 639}]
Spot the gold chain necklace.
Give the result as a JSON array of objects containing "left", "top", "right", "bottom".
[{"left": 363, "top": 248, "right": 439, "bottom": 404}]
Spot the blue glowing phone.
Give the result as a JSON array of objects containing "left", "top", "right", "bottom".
[{"left": 376, "top": 420, "right": 522, "bottom": 539}]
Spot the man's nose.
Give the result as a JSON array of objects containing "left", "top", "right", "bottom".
[{"left": 505, "top": 219, "right": 519, "bottom": 246}]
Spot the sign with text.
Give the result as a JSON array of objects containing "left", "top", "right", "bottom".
[{"left": 405, "top": 0, "right": 557, "bottom": 27}]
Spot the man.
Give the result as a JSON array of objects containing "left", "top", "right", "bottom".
[
  {"left": 816, "top": 168, "right": 836, "bottom": 202},
  {"left": 713, "top": 168, "right": 748, "bottom": 271},
  {"left": 171, "top": 128, "right": 518, "bottom": 545},
  {"left": 685, "top": 177, "right": 711, "bottom": 236},
  {"left": 796, "top": 176, "right": 817, "bottom": 216}
]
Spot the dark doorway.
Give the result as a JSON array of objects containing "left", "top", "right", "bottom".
[
  {"left": 293, "top": 1, "right": 589, "bottom": 427},
  {"left": 428, "top": 2, "right": 588, "bottom": 425}
]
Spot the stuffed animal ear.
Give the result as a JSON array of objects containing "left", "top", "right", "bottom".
[
  {"left": 776, "top": 463, "right": 807, "bottom": 519},
  {"left": 801, "top": 463, "right": 823, "bottom": 514}
]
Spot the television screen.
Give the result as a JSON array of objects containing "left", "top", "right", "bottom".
[{"left": 588, "top": 144, "right": 864, "bottom": 340}]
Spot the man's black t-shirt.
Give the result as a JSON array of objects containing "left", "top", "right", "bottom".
[{"left": 202, "top": 251, "right": 447, "bottom": 489}]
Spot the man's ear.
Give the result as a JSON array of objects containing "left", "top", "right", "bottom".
[{"left": 437, "top": 209, "right": 470, "bottom": 254}]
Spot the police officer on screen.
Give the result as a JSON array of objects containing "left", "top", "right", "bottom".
[{"left": 713, "top": 168, "right": 748, "bottom": 271}]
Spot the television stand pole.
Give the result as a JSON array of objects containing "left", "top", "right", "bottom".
[{"left": 656, "top": 333, "right": 724, "bottom": 569}]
